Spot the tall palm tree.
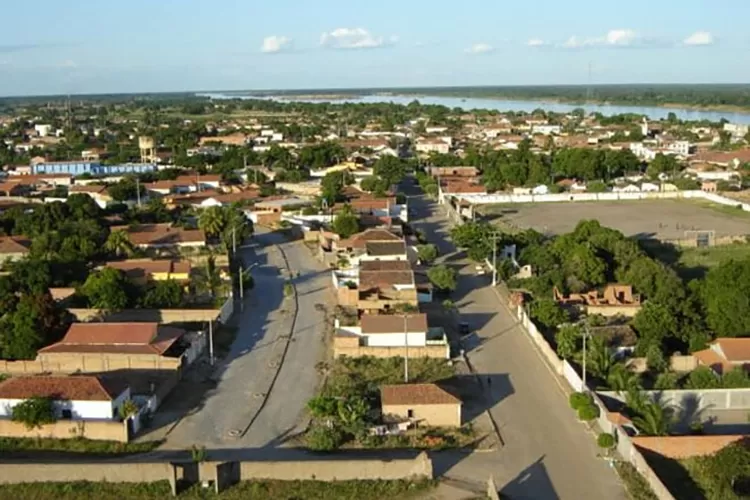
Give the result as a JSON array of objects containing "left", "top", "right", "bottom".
[
  {"left": 104, "top": 230, "right": 134, "bottom": 258},
  {"left": 633, "top": 402, "right": 673, "bottom": 436},
  {"left": 198, "top": 206, "right": 226, "bottom": 238}
]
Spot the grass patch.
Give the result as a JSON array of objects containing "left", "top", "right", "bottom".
[
  {"left": 323, "top": 356, "right": 456, "bottom": 399},
  {"left": 615, "top": 461, "right": 658, "bottom": 500},
  {"left": 679, "top": 242, "right": 750, "bottom": 269},
  {"left": 684, "top": 199, "right": 750, "bottom": 219},
  {"left": 0, "top": 479, "right": 437, "bottom": 500},
  {"left": 0, "top": 437, "right": 162, "bottom": 455}
]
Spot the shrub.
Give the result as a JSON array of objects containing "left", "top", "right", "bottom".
[
  {"left": 577, "top": 403, "right": 600, "bottom": 423},
  {"left": 597, "top": 433, "right": 616, "bottom": 451},
  {"left": 283, "top": 282, "right": 294, "bottom": 297},
  {"left": 569, "top": 392, "right": 592, "bottom": 411},
  {"left": 306, "top": 426, "right": 344, "bottom": 452},
  {"left": 190, "top": 445, "right": 207, "bottom": 462},
  {"left": 11, "top": 397, "right": 57, "bottom": 430},
  {"left": 120, "top": 399, "right": 139, "bottom": 418}
]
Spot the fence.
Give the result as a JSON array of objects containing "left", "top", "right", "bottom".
[
  {"left": 599, "top": 388, "right": 750, "bottom": 411},
  {"left": 68, "top": 304, "right": 229, "bottom": 324},
  {"left": 333, "top": 344, "right": 450, "bottom": 359},
  {"left": 0, "top": 418, "right": 128, "bottom": 442},
  {"left": 458, "top": 189, "right": 750, "bottom": 211}
]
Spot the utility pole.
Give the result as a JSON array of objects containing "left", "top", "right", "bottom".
[
  {"left": 492, "top": 233, "right": 498, "bottom": 287},
  {"left": 582, "top": 325, "right": 588, "bottom": 391},
  {"left": 403, "top": 314, "right": 409, "bottom": 383},
  {"left": 136, "top": 177, "right": 141, "bottom": 208},
  {"left": 208, "top": 320, "right": 214, "bottom": 366},
  {"left": 232, "top": 225, "right": 237, "bottom": 255}
]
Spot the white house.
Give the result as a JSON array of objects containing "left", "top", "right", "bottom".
[
  {"left": 34, "top": 124, "right": 52, "bottom": 137},
  {"left": 425, "top": 126, "right": 448, "bottom": 134},
  {"left": 341, "top": 314, "right": 429, "bottom": 347},
  {"left": 640, "top": 182, "right": 660, "bottom": 192},
  {"left": 416, "top": 138, "right": 450, "bottom": 155},
  {"left": 723, "top": 123, "right": 749, "bottom": 138},
  {"left": 663, "top": 140, "right": 692, "bottom": 156},
  {"left": 613, "top": 184, "right": 641, "bottom": 193},
  {"left": 630, "top": 142, "right": 657, "bottom": 161},
  {"left": 531, "top": 184, "right": 549, "bottom": 195},
  {"left": 532, "top": 124, "right": 561, "bottom": 136},
  {"left": 0, "top": 376, "right": 130, "bottom": 421}
]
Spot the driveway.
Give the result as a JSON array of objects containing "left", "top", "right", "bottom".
[
  {"left": 406, "top": 184, "right": 626, "bottom": 500},
  {"left": 160, "top": 228, "right": 328, "bottom": 449}
]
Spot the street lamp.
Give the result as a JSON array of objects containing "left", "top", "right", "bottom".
[
  {"left": 239, "top": 262, "right": 259, "bottom": 311},
  {"left": 581, "top": 324, "right": 591, "bottom": 392}
]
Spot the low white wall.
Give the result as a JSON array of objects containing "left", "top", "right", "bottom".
[
  {"left": 599, "top": 388, "right": 750, "bottom": 411},
  {"left": 459, "top": 189, "right": 750, "bottom": 210}
]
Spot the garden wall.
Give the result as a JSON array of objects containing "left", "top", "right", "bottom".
[
  {"left": 0, "top": 418, "right": 128, "bottom": 442},
  {"left": 616, "top": 430, "right": 677, "bottom": 500},
  {"left": 68, "top": 308, "right": 223, "bottom": 323},
  {"left": 0, "top": 355, "right": 182, "bottom": 374},
  {"left": 632, "top": 435, "right": 747, "bottom": 459},
  {"left": 333, "top": 343, "right": 449, "bottom": 359},
  {"left": 599, "top": 388, "right": 750, "bottom": 411}
]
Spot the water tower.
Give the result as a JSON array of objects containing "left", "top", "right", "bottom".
[{"left": 138, "top": 136, "right": 156, "bottom": 163}]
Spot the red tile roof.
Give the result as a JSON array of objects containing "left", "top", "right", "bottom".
[
  {"left": 380, "top": 383, "right": 461, "bottom": 406},
  {"left": 38, "top": 323, "right": 185, "bottom": 356},
  {"left": 109, "top": 224, "right": 205, "bottom": 246},
  {"left": 360, "top": 313, "right": 427, "bottom": 334},
  {"left": 0, "top": 375, "right": 126, "bottom": 401},
  {"left": 0, "top": 236, "right": 31, "bottom": 254}
]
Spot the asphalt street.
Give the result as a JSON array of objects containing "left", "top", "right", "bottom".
[
  {"left": 162, "top": 228, "right": 328, "bottom": 449},
  {"left": 405, "top": 181, "right": 627, "bottom": 500}
]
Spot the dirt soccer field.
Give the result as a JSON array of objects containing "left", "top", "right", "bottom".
[{"left": 479, "top": 200, "right": 750, "bottom": 240}]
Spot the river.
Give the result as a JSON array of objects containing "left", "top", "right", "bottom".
[{"left": 199, "top": 92, "right": 750, "bottom": 124}]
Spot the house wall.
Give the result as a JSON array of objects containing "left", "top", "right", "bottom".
[
  {"left": 632, "top": 435, "right": 747, "bottom": 459},
  {"left": 3, "top": 354, "right": 182, "bottom": 374},
  {"left": 599, "top": 389, "right": 750, "bottom": 411},
  {"left": 0, "top": 396, "right": 123, "bottom": 420},
  {"left": 382, "top": 403, "right": 461, "bottom": 427},
  {"left": 67, "top": 307, "right": 222, "bottom": 323},
  {"left": 333, "top": 342, "right": 449, "bottom": 359},
  {"left": 626, "top": 355, "right": 697, "bottom": 373},
  {"left": 365, "top": 332, "right": 427, "bottom": 347},
  {"left": 358, "top": 254, "right": 408, "bottom": 263},
  {"left": 0, "top": 418, "right": 128, "bottom": 442},
  {"left": 337, "top": 288, "right": 359, "bottom": 307},
  {"left": 586, "top": 305, "right": 641, "bottom": 317}
]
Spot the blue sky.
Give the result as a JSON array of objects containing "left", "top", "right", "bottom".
[{"left": 0, "top": 0, "right": 748, "bottom": 96}]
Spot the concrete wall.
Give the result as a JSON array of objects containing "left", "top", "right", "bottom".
[
  {"left": 616, "top": 429, "right": 677, "bottom": 500},
  {"left": 0, "top": 453, "right": 433, "bottom": 484},
  {"left": 68, "top": 308, "right": 224, "bottom": 323},
  {"left": 333, "top": 342, "right": 449, "bottom": 359},
  {"left": 337, "top": 288, "right": 359, "bottom": 307},
  {"left": 586, "top": 305, "right": 641, "bottom": 317},
  {"left": 382, "top": 403, "right": 461, "bottom": 427},
  {"left": 599, "top": 388, "right": 750, "bottom": 411},
  {"left": 0, "top": 418, "right": 128, "bottom": 442},
  {"left": 626, "top": 355, "right": 697, "bottom": 374},
  {"left": 1, "top": 355, "right": 182, "bottom": 375}
]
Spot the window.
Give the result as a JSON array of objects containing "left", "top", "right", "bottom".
[
  {"left": 61, "top": 409, "right": 72, "bottom": 419},
  {"left": 407, "top": 409, "right": 414, "bottom": 418}
]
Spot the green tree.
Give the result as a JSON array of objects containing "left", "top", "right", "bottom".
[
  {"left": 555, "top": 324, "right": 581, "bottom": 359},
  {"left": 427, "top": 265, "right": 457, "bottom": 292},
  {"left": 597, "top": 433, "right": 616, "bottom": 455},
  {"left": 198, "top": 206, "right": 226, "bottom": 238},
  {"left": 373, "top": 156, "right": 407, "bottom": 186},
  {"left": 633, "top": 302, "right": 676, "bottom": 356},
  {"left": 646, "top": 153, "right": 680, "bottom": 178},
  {"left": 695, "top": 443, "right": 750, "bottom": 498},
  {"left": 360, "top": 176, "right": 388, "bottom": 195},
  {"left": 80, "top": 268, "right": 132, "bottom": 311},
  {"left": 702, "top": 258, "right": 750, "bottom": 337},
  {"left": 607, "top": 363, "right": 640, "bottom": 393},
  {"left": 721, "top": 367, "right": 750, "bottom": 388},
  {"left": 632, "top": 402, "right": 673, "bottom": 436},
  {"left": 306, "top": 426, "right": 344, "bottom": 451},
  {"left": 530, "top": 299, "right": 569, "bottom": 330},
  {"left": 416, "top": 244, "right": 439, "bottom": 264},
  {"left": 331, "top": 210, "right": 360, "bottom": 239},
  {"left": 307, "top": 395, "right": 339, "bottom": 418},
  {"left": 577, "top": 403, "right": 600, "bottom": 425},
  {"left": 320, "top": 171, "right": 354, "bottom": 205},
  {"left": 141, "top": 280, "right": 184, "bottom": 308},
  {"left": 569, "top": 392, "right": 592, "bottom": 410},
  {"left": 653, "top": 371, "right": 680, "bottom": 390},
  {"left": 11, "top": 397, "right": 57, "bottom": 429},
  {"left": 104, "top": 230, "right": 135, "bottom": 258},
  {"left": 2, "top": 293, "right": 71, "bottom": 360},
  {"left": 585, "top": 335, "right": 615, "bottom": 381}
]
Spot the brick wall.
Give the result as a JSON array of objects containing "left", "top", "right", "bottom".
[
  {"left": 0, "top": 354, "right": 181, "bottom": 375},
  {"left": 0, "top": 418, "right": 128, "bottom": 442},
  {"left": 68, "top": 308, "right": 222, "bottom": 322},
  {"left": 633, "top": 435, "right": 747, "bottom": 459},
  {"left": 382, "top": 403, "right": 461, "bottom": 427}
]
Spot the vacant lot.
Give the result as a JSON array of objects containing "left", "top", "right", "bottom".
[{"left": 479, "top": 200, "right": 750, "bottom": 240}]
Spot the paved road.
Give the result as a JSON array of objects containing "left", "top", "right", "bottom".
[
  {"left": 163, "top": 228, "right": 328, "bottom": 449},
  {"left": 406, "top": 181, "right": 627, "bottom": 500}
]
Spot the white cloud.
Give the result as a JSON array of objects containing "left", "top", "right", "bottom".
[
  {"left": 683, "top": 31, "right": 715, "bottom": 46},
  {"left": 465, "top": 43, "right": 494, "bottom": 54},
  {"left": 320, "top": 28, "right": 394, "bottom": 49},
  {"left": 562, "top": 29, "right": 643, "bottom": 49},
  {"left": 261, "top": 35, "right": 292, "bottom": 54},
  {"left": 527, "top": 39, "right": 546, "bottom": 47}
]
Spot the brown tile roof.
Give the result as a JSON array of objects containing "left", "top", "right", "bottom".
[
  {"left": 359, "top": 270, "right": 414, "bottom": 289},
  {"left": 338, "top": 229, "right": 402, "bottom": 249},
  {"left": 694, "top": 149, "right": 750, "bottom": 165},
  {"left": 359, "top": 260, "right": 412, "bottom": 271},
  {"left": 0, "top": 236, "right": 31, "bottom": 254},
  {"left": 633, "top": 435, "right": 748, "bottom": 459},
  {"left": 48, "top": 287, "right": 76, "bottom": 301},
  {"left": 0, "top": 375, "right": 126, "bottom": 401},
  {"left": 69, "top": 184, "right": 109, "bottom": 195},
  {"left": 38, "top": 323, "right": 185, "bottom": 356},
  {"left": 713, "top": 338, "right": 750, "bottom": 362},
  {"left": 380, "top": 383, "right": 461, "bottom": 406},
  {"left": 366, "top": 241, "right": 407, "bottom": 256},
  {"left": 360, "top": 313, "right": 427, "bottom": 334},
  {"left": 110, "top": 224, "right": 205, "bottom": 246}
]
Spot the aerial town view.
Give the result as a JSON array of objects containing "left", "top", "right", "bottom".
[{"left": 1, "top": 2, "right": 750, "bottom": 500}]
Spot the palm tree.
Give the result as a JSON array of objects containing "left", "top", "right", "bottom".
[
  {"left": 198, "top": 207, "right": 226, "bottom": 238},
  {"left": 104, "top": 230, "right": 134, "bottom": 258},
  {"left": 607, "top": 364, "right": 640, "bottom": 394},
  {"left": 633, "top": 402, "right": 673, "bottom": 436}
]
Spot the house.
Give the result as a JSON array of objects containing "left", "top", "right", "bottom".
[
  {"left": 693, "top": 149, "right": 750, "bottom": 169},
  {"left": 589, "top": 325, "right": 638, "bottom": 357},
  {"left": 0, "top": 236, "right": 31, "bottom": 265},
  {"left": 554, "top": 284, "right": 642, "bottom": 317},
  {"left": 330, "top": 229, "right": 408, "bottom": 267},
  {"left": 380, "top": 383, "right": 461, "bottom": 427},
  {"left": 701, "top": 180, "right": 718, "bottom": 193},
  {"left": 692, "top": 338, "right": 750, "bottom": 375},
  {"left": 109, "top": 224, "right": 206, "bottom": 249},
  {"left": 145, "top": 174, "right": 222, "bottom": 196},
  {"left": 37, "top": 322, "right": 201, "bottom": 370},
  {"left": 355, "top": 260, "right": 419, "bottom": 312},
  {"left": 532, "top": 124, "right": 561, "bottom": 136},
  {"left": 612, "top": 184, "right": 640, "bottom": 193},
  {"left": 415, "top": 138, "right": 450, "bottom": 155},
  {"left": 0, "top": 375, "right": 130, "bottom": 421},
  {"left": 68, "top": 184, "right": 114, "bottom": 208},
  {"left": 198, "top": 133, "right": 249, "bottom": 147},
  {"left": 102, "top": 259, "right": 191, "bottom": 285},
  {"left": 427, "top": 166, "right": 478, "bottom": 178},
  {"left": 531, "top": 184, "right": 549, "bottom": 195},
  {"left": 640, "top": 182, "right": 660, "bottom": 192}
]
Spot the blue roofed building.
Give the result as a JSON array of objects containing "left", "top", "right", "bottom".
[{"left": 31, "top": 161, "right": 156, "bottom": 177}]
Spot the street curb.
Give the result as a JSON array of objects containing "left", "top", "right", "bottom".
[{"left": 239, "top": 241, "right": 300, "bottom": 438}]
